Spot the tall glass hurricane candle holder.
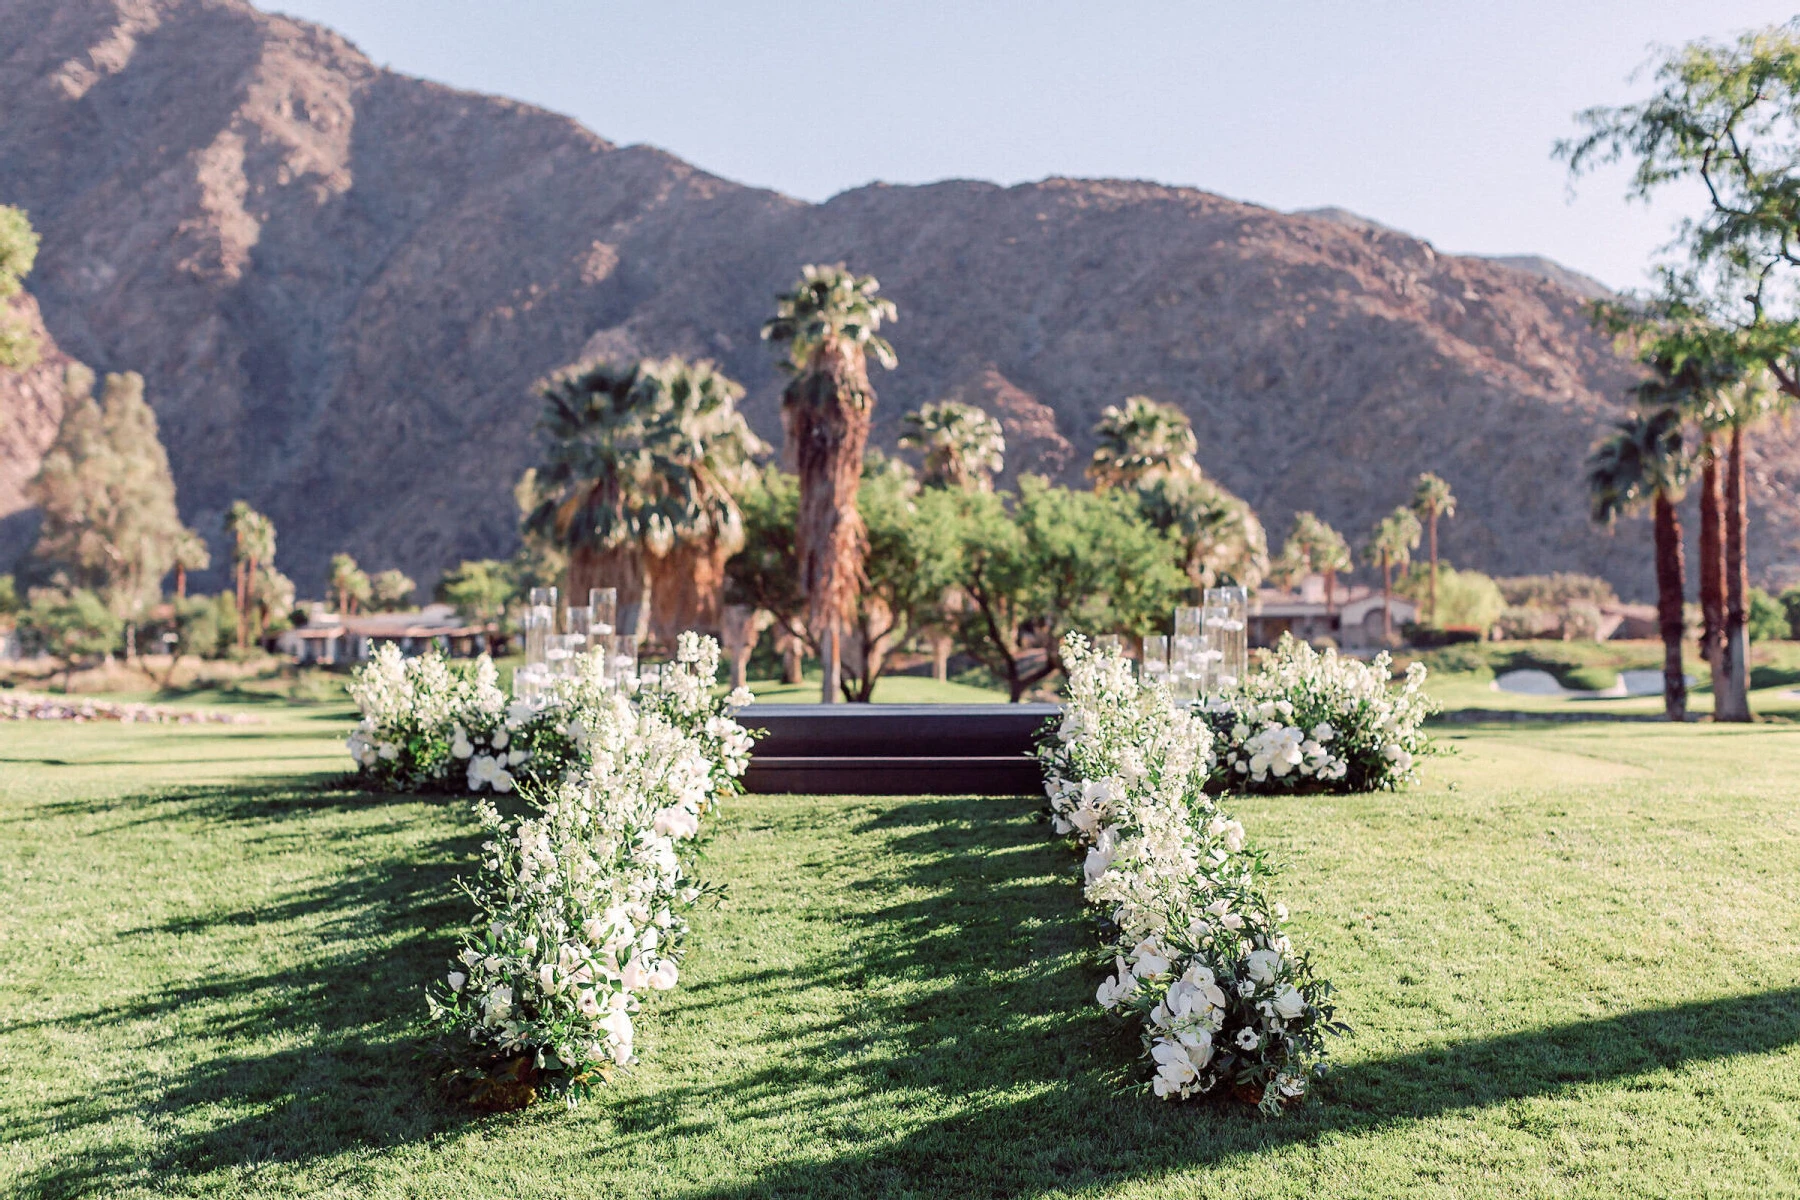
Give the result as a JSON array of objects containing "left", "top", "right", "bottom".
[
  {"left": 566, "top": 605, "right": 594, "bottom": 660},
  {"left": 525, "top": 586, "right": 557, "bottom": 669},
  {"left": 588, "top": 588, "right": 618, "bottom": 639},
  {"left": 1199, "top": 604, "right": 1229, "bottom": 694},
  {"left": 1142, "top": 634, "right": 1170, "bottom": 689},
  {"left": 610, "top": 633, "right": 639, "bottom": 690},
  {"left": 1171, "top": 634, "right": 1203, "bottom": 703},
  {"left": 1204, "top": 585, "right": 1248, "bottom": 691}
]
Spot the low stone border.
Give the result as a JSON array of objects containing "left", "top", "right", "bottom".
[{"left": 0, "top": 692, "right": 257, "bottom": 724}]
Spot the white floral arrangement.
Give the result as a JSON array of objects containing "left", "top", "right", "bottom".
[
  {"left": 1198, "top": 634, "right": 1434, "bottom": 794},
  {"left": 346, "top": 643, "right": 617, "bottom": 795},
  {"left": 425, "top": 633, "right": 752, "bottom": 1108},
  {"left": 1039, "top": 634, "right": 1345, "bottom": 1113}
]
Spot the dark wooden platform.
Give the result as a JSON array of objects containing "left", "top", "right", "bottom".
[{"left": 735, "top": 703, "right": 1058, "bottom": 795}]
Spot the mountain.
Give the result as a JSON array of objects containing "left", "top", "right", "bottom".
[{"left": 3, "top": 0, "right": 1797, "bottom": 601}]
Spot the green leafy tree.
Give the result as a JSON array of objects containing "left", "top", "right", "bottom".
[
  {"left": 0, "top": 204, "right": 41, "bottom": 369},
  {"left": 1561, "top": 22, "right": 1800, "bottom": 719},
  {"left": 762, "top": 265, "right": 897, "bottom": 702},
  {"left": 20, "top": 588, "right": 120, "bottom": 690},
  {"left": 1747, "top": 587, "right": 1790, "bottom": 642},
  {"left": 145, "top": 594, "right": 225, "bottom": 687},
  {"left": 1398, "top": 565, "right": 1507, "bottom": 634},
  {"left": 1409, "top": 473, "right": 1457, "bottom": 625},
  {"left": 1779, "top": 584, "right": 1800, "bottom": 639},
  {"left": 1363, "top": 507, "right": 1422, "bottom": 645},
  {"left": 900, "top": 401, "right": 1005, "bottom": 491},
  {"left": 436, "top": 560, "right": 516, "bottom": 626},
  {"left": 525, "top": 356, "right": 765, "bottom": 645},
  {"left": 1587, "top": 405, "right": 1691, "bottom": 720},
  {"left": 921, "top": 477, "right": 1185, "bottom": 701},
  {"left": 371, "top": 568, "right": 416, "bottom": 611},
  {"left": 26, "top": 368, "right": 186, "bottom": 656},
  {"left": 0, "top": 574, "right": 18, "bottom": 617},
  {"left": 725, "top": 457, "right": 954, "bottom": 701}
]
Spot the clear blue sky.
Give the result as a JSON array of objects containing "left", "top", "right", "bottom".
[{"left": 270, "top": 1, "right": 1792, "bottom": 291}]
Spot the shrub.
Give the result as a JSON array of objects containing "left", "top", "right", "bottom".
[
  {"left": 1748, "top": 587, "right": 1791, "bottom": 643},
  {"left": 1396, "top": 565, "right": 1506, "bottom": 633}
]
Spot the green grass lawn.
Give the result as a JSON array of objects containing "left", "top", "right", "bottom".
[{"left": 2, "top": 701, "right": 1799, "bottom": 1198}]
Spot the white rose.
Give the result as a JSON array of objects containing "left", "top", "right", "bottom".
[
  {"left": 1246, "top": 948, "right": 1281, "bottom": 984},
  {"left": 1272, "top": 986, "right": 1306, "bottom": 1020},
  {"left": 648, "top": 960, "right": 679, "bottom": 990},
  {"left": 621, "top": 954, "right": 650, "bottom": 991},
  {"left": 447, "top": 971, "right": 466, "bottom": 992}
]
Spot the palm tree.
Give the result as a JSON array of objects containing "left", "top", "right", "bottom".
[
  {"left": 1631, "top": 345, "right": 1749, "bottom": 720},
  {"left": 1276, "top": 512, "right": 1352, "bottom": 617},
  {"left": 900, "top": 401, "right": 1005, "bottom": 490},
  {"left": 1409, "top": 473, "right": 1457, "bottom": 626},
  {"left": 170, "top": 527, "right": 209, "bottom": 599},
  {"left": 329, "top": 553, "right": 370, "bottom": 616},
  {"left": 1363, "top": 507, "right": 1422, "bottom": 644},
  {"left": 224, "top": 502, "right": 274, "bottom": 650},
  {"left": 762, "top": 264, "right": 897, "bottom": 703},
  {"left": 1587, "top": 406, "right": 1690, "bottom": 721},
  {"left": 1088, "top": 395, "right": 1198, "bottom": 489},
  {"left": 526, "top": 356, "right": 766, "bottom": 645},
  {"left": 1133, "top": 469, "right": 1269, "bottom": 591}
]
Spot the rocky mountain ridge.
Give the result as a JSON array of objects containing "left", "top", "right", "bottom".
[{"left": 2, "top": 0, "right": 1797, "bottom": 600}]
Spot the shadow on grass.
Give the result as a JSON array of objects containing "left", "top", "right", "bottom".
[
  {"left": 6, "top": 779, "right": 486, "bottom": 1200},
  {"left": 11, "top": 791, "right": 1800, "bottom": 1199}
]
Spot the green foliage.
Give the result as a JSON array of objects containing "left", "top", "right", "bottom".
[
  {"left": 329, "top": 552, "right": 372, "bottom": 614},
  {"left": 1130, "top": 468, "right": 1268, "bottom": 590},
  {"left": 725, "top": 457, "right": 956, "bottom": 700},
  {"left": 1088, "top": 395, "right": 1197, "bottom": 489},
  {"left": 724, "top": 466, "right": 804, "bottom": 627},
  {"left": 1495, "top": 572, "right": 1617, "bottom": 609},
  {"left": 760, "top": 263, "right": 898, "bottom": 374},
  {"left": 1396, "top": 564, "right": 1507, "bottom": 633},
  {"left": 435, "top": 560, "right": 515, "bottom": 624},
  {"left": 0, "top": 204, "right": 40, "bottom": 369},
  {"left": 18, "top": 587, "right": 120, "bottom": 666},
  {"left": 1747, "top": 587, "right": 1790, "bottom": 642},
  {"left": 370, "top": 568, "right": 416, "bottom": 611},
  {"left": 524, "top": 356, "right": 765, "bottom": 560},
  {"left": 1586, "top": 406, "right": 1689, "bottom": 524},
  {"left": 921, "top": 476, "right": 1185, "bottom": 700},
  {"left": 25, "top": 368, "right": 186, "bottom": 620},
  {"left": 1274, "top": 511, "right": 1352, "bottom": 587},
  {"left": 1783, "top": 585, "right": 1800, "bottom": 640},
  {"left": 1364, "top": 507, "right": 1422, "bottom": 571},
  {"left": 1410, "top": 472, "right": 1456, "bottom": 524},
  {"left": 899, "top": 400, "right": 1004, "bottom": 490},
  {"left": 0, "top": 574, "right": 17, "bottom": 618}
]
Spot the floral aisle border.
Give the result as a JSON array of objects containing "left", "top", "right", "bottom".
[
  {"left": 1036, "top": 635, "right": 1352, "bottom": 1111},
  {"left": 347, "top": 635, "right": 753, "bottom": 1109}
]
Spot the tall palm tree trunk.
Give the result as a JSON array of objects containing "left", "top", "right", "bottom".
[
  {"left": 1381, "top": 553, "right": 1393, "bottom": 642},
  {"left": 1652, "top": 489, "right": 1687, "bottom": 722},
  {"left": 1718, "top": 424, "right": 1752, "bottom": 722},
  {"left": 1698, "top": 439, "right": 1725, "bottom": 713},
  {"left": 1427, "top": 513, "right": 1439, "bottom": 625},
  {"left": 786, "top": 343, "right": 872, "bottom": 705},
  {"left": 234, "top": 559, "right": 248, "bottom": 650},
  {"left": 176, "top": 566, "right": 187, "bottom": 599}
]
